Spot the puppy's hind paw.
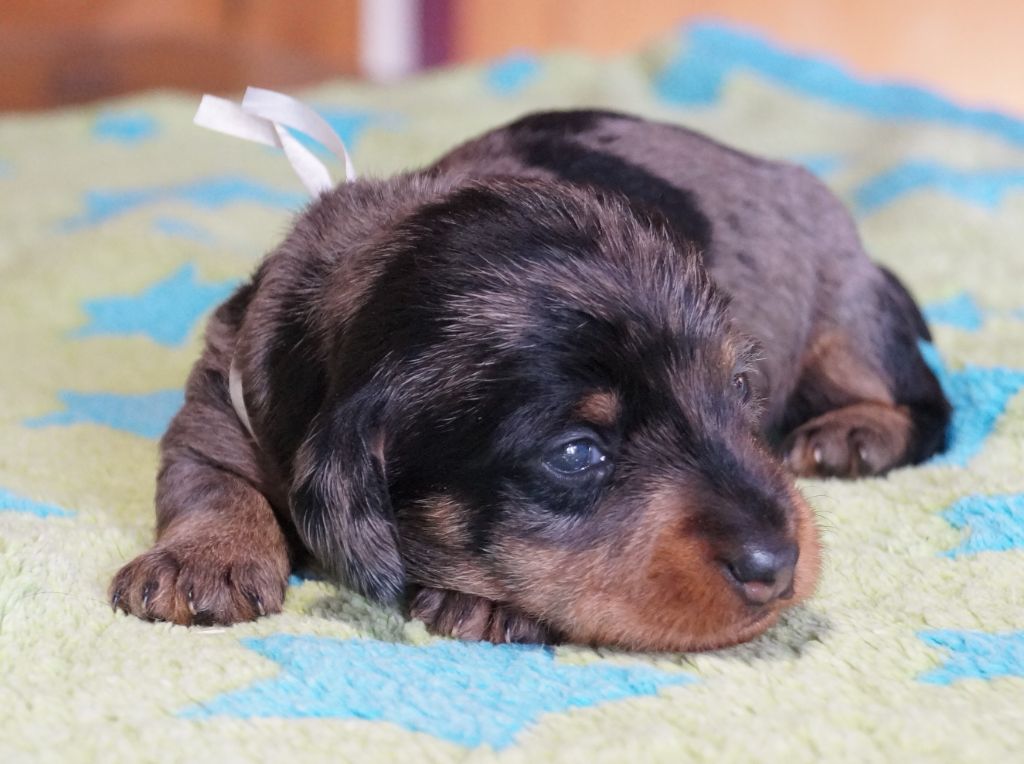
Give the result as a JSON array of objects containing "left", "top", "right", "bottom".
[
  {"left": 409, "top": 587, "right": 554, "bottom": 645},
  {"left": 783, "top": 402, "right": 912, "bottom": 478}
]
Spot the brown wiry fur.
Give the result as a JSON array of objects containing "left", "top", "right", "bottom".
[
  {"left": 109, "top": 110, "right": 948, "bottom": 653},
  {"left": 400, "top": 496, "right": 507, "bottom": 600}
]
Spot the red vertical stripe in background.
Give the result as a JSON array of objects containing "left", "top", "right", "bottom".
[{"left": 420, "top": 0, "right": 453, "bottom": 68}]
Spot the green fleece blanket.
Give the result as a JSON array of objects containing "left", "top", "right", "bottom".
[{"left": 2, "top": 23, "right": 1023, "bottom": 763}]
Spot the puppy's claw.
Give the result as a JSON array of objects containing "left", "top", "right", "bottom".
[
  {"left": 411, "top": 587, "right": 552, "bottom": 646},
  {"left": 110, "top": 589, "right": 122, "bottom": 612},
  {"left": 783, "top": 403, "right": 913, "bottom": 478},
  {"left": 108, "top": 545, "right": 287, "bottom": 626}
]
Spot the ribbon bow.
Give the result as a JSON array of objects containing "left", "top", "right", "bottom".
[{"left": 194, "top": 87, "right": 356, "bottom": 196}]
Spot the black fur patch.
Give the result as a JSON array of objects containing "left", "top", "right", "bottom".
[
  {"left": 262, "top": 293, "right": 329, "bottom": 475},
  {"left": 734, "top": 250, "right": 755, "bottom": 269},
  {"left": 874, "top": 268, "right": 950, "bottom": 462},
  {"left": 504, "top": 109, "right": 635, "bottom": 136},
  {"left": 509, "top": 121, "right": 714, "bottom": 256},
  {"left": 878, "top": 266, "right": 931, "bottom": 340},
  {"left": 289, "top": 392, "right": 405, "bottom": 604}
]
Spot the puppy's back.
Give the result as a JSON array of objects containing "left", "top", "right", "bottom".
[{"left": 433, "top": 110, "right": 878, "bottom": 419}]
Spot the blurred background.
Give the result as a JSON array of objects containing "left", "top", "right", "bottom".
[{"left": 2, "top": 0, "right": 1021, "bottom": 115}]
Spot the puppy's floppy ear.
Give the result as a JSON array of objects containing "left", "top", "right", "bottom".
[{"left": 288, "top": 388, "right": 405, "bottom": 605}]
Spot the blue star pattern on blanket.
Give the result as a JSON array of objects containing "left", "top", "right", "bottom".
[
  {"left": 60, "top": 176, "right": 304, "bottom": 231},
  {"left": 181, "top": 635, "right": 692, "bottom": 749},
  {"left": 655, "top": 23, "right": 1024, "bottom": 147},
  {"left": 920, "top": 343, "right": 1024, "bottom": 467},
  {"left": 151, "top": 216, "right": 215, "bottom": 244},
  {"left": 918, "top": 630, "right": 1024, "bottom": 685},
  {"left": 853, "top": 162, "right": 1024, "bottom": 213},
  {"left": 0, "top": 487, "right": 73, "bottom": 518},
  {"left": 284, "top": 108, "right": 392, "bottom": 158},
  {"left": 486, "top": 54, "right": 542, "bottom": 95},
  {"left": 792, "top": 155, "right": 844, "bottom": 178},
  {"left": 93, "top": 110, "right": 159, "bottom": 144},
  {"left": 26, "top": 389, "right": 184, "bottom": 439},
  {"left": 940, "top": 493, "right": 1024, "bottom": 557},
  {"left": 72, "top": 263, "right": 237, "bottom": 346},
  {"left": 318, "top": 108, "right": 388, "bottom": 149},
  {"left": 924, "top": 293, "right": 985, "bottom": 332},
  {"left": 286, "top": 571, "right": 322, "bottom": 587}
]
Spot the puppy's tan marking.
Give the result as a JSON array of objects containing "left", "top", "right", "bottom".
[
  {"left": 801, "top": 331, "right": 894, "bottom": 405},
  {"left": 493, "top": 489, "right": 819, "bottom": 652},
  {"left": 400, "top": 496, "right": 506, "bottom": 600},
  {"left": 788, "top": 485, "right": 823, "bottom": 603},
  {"left": 575, "top": 391, "right": 621, "bottom": 428}
]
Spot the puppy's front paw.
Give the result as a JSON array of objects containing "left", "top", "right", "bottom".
[
  {"left": 109, "top": 543, "right": 287, "bottom": 626},
  {"left": 783, "top": 402, "right": 912, "bottom": 478},
  {"left": 409, "top": 587, "right": 553, "bottom": 645}
]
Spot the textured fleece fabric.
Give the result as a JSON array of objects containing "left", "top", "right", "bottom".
[{"left": 1, "top": 22, "right": 1023, "bottom": 764}]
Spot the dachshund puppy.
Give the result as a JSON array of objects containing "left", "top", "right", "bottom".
[{"left": 110, "top": 110, "right": 950, "bottom": 651}]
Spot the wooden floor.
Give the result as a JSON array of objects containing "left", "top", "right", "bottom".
[
  {"left": 454, "top": 0, "right": 1024, "bottom": 117},
  {"left": 2, "top": 0, "right": 1021, "bottom": 116},
  {"left": 0, "top": 0, "right": 358, "bottom": 111}
]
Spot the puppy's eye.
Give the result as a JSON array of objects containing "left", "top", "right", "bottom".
[
  {"left": 732, "top": 372, "right": 751, "bottom": 403},
  {"left": 544, "top": 439, "right": 608, "bottom": 476}
]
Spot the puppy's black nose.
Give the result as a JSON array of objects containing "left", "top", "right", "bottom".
[{"left": 720, "top": 542, "right": 798, "bottom": 606}]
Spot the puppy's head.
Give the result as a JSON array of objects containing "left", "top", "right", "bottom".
[{"left": 290, "top": 179, "right": 821, "bottom": 651}]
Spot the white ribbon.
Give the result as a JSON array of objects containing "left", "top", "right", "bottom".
[
  {"left": 195, "top": 87, "right": 359, "bottom": 441},
  {"left": 194, "top": 86, "right": 357, "bottom": 196},
  {"left": 228, "top": 357, "right": 257, "bottom": 443}
]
